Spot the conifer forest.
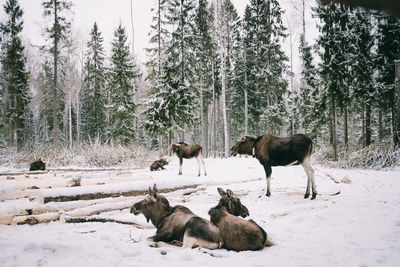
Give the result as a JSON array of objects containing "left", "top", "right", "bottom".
[{"left": 1, "top": 0, "right": 399, "bottom": 168}]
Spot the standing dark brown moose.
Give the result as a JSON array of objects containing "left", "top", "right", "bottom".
[
  {"left": 230, "top": 134, "right": 317, "bottom": 199},
  {"left": 208, "top": 188, "right": 273, "bottom": 251},
  {"left": 169, "top": 142, "right": 207, "bottom": 176}
]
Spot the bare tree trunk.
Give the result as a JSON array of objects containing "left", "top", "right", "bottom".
[
  {"left": 53, "top": 1, "right": 59, "bottom": 144},
  {"left": 244, "top": 48, "right": 248, "bottom": 136},
  {"left": 365, "top": 101, "right": 371, "bottom": 146},
  {"left": 221, "top": 51, "right": 229, "bottom": 158},
  {"left": 378, "top": 109, "right": 383, "bottom": 142},
  {"left": 159, "top": 134, "right": 163, "bottom": 157},
  {"left": 331, "top": 96, "right": 337, "bottom": 161},
  {"left": 362, "top": 101, "right": 366, "bottom": 148},
  {"left": 68, "top": 90, "right": 72, "bottom": 149},
  {"left": 211, "top": 62, "right": 217, "bottom": 158},
  {"left": 394, "top": 60, "right": 400, "bottom": 146},
  {"left": 344, "top": 105, "right": 348, "bottom": 151}
]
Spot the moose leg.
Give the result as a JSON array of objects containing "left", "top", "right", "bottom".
[
  {"left": 196, "top": 156, "right": 201, "bottom": 176},
  {"left": 264, "top": 165, "right": 272, "bottom": 197},
  {"left": 302, "top": 156, "right": 317, "bottom": 199},
  {"left": 199, "top": 152, "right": 207, "bottom": 176},
  {"left": 178, "top": 157, "right": 183, "bottom": 175}
]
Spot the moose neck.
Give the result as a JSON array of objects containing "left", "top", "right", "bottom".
[
  {"left": 144, "top": 206, "right": 171, "bottom": 228},
  {"left": 243, "top": 138, "right": 257, "bottom": 156}
]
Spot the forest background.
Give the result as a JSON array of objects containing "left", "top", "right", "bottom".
[{"left": 1, "top": 0, "right": 399, "bottom": 169}]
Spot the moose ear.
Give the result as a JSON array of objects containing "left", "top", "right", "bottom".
[
  {"left": 148, "top": 187, "right": 153, "bottom": 195},
  {"left": 217, "top": 188, "right": 226, "bottom": 196},
  {"left": 226, "top": 189, "right": 234, "bottom": 197},
  {"left": 153, "top": 184, "right": 158, "bottom": 193}
]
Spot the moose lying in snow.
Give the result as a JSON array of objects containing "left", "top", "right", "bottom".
[
  {"left": 230, "top": 133, "right": 317, "bottom": 199},
  {"left": 130, "top": 184, "right": 222, "bottom": 249},
  {"left": 150, "top": 158, "right": 168, "bottom": 171},
  {"left": 29, "top": 158, "right": 46, "bottom": 171},
  {"left": 169, "top": 142, "right": 207, "bottom": 176},
  {"left": 209, "top": 188, "right": 273, "bottom": 251}
]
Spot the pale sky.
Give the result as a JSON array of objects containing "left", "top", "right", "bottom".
[{"left": 7, "top": 0, "right": 318, "bottom": 88}]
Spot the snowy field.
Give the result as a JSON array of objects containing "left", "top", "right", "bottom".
[{"left": 1, "top": 156, "right": 400, "bottom": 267}]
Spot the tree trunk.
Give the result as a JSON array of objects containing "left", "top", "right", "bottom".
[
  {"left": 378, "top": 109, "right": 383, "bottom": 142},
  {"left": 362, "top": 101, "right": 366, "bottom": 148},
  {"left": 221, "top": 51, "right": 229, "bottom": 158},
  {"left": 394, "top": 60, "right": 400, "bottom": 146},
  {"left": 365, "top": 101, "right": 371, "bottom": 146},
  {"left": 244, "top": 48, "right": 248, "bottom": 136},
  {"left": 344, "top": 105, "right": 348, "bottom": 151},
  {"left": 53, "top": 1, "right": 59, "bottom": 144},
  {"left": 331, "top": 96, "right": 337, "bottom": 161},
  {"left": 159, "top": 134, "right": 163, "bottom": 157}
]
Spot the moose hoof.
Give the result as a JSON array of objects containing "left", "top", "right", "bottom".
[
  {"left": 304, "top": 193, "right": 310, "bottom": 199},
  {"left": 266, "top": 192, "right": 271, "bottom": 197},
  {"left": 178, "top": 172, "right": 182, "bottom": 175},
  {"left": 311, "top": 193, "right": 317, "bottom": 200}
]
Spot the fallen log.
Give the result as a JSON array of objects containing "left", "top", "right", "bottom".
[
  {"left": 63, "top": 216, "right": 154, "bottom": 229},
  {"left": 43, "top": 184, "right": 198, "bottom": 203},
  {"left": 12, "top": 212, "right": 60, "bottom": 225}
]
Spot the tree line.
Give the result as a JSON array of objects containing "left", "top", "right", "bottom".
[{"left": 0, "top": 0, "right": 399, "bottom": 161}]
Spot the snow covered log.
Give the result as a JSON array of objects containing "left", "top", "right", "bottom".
[
  {"left": 42, "top": 182, "right": 198, "bottom": 203},
  {"left": 11, "top": 212, "right": 60, "bottom": 225}
]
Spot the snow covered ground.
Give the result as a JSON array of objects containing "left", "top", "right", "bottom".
[{"left": 1, "top": 157, "right": 400, "bottom": 267}]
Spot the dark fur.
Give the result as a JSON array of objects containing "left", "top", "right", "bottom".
[
  {"left": 230, "top": 134, "right": 317, "bottom": 199},
  {"left": 130, "top": 184, "right": 222, "bottom": 249},
  {"left": 170, "top": 142, "right": 207, "bottom": 176},
  {"left": 208, "top": 188, "right": 269, "bottom": 251},
  {"left": 150, "top": 159, "right": 168, "bottom": 171},
  {"left": 29, "top": 158, "right": 46, "bottom": 171}
]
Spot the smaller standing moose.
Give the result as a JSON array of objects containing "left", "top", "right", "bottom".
[{"left": 169, "top": 142, "right": 207, "bottom": 176}]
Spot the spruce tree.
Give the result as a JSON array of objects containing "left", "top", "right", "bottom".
[
  {"left": 80, "top": 22, "right": 107, "bottom": 142},
  {"left": 242, "top": 0, "right": 289, "bottom": 136},
  {"left": 108, "top": 23, "right": 139, "bottom": 144},
  {"left": 0, "top": 0, "right": 30, "bottom": 148},
  {"left": 376, "top": 14, "right": 400, "bottom": 145},
  {"left": 42, "top": 0, "right": 72, "bottom": 144},
  {"left": 193, "top": 0, "right": 214, "bottom": 155},
  {"left": 143, "top": 0, "right": 169, "bottom": 155}
]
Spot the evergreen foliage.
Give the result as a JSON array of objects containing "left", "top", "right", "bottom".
[
  {"left": 41, "top": 0, "right": 72, "bottom": 144},
  {"left": 108, "top": 23, "right": 140, "bottom": 144},
  {"left": 80, "top": 22, "right": 107, "bottom": 142},
  {"left": 0, "top": 0, "right": 30, "bottom": 148}
]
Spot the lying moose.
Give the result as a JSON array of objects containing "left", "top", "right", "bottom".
[
  {"left": 150, "top": 158, "right": 168, "bottom": 171},
  {"left": 130, "top": 184, "right": 222, "bottom": 249},
  {"left": 230, "top": 133, "right": 317, "bottom": 199},
  {"left": 209, "top": 188, "right": 273, "bottom": 251}
]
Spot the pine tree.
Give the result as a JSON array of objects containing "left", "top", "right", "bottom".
[
  {"left": 80, "top": 22, "right": 107, "bottom": 142},
  {"left": 0, "top": 0, "right": 30, "bottom": 148},
  {"left": 42, "top": 0, "right": 72, "bottom": 144},
  {"left": 108, "top": 23, "right": 139, "bottom": 144}
]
